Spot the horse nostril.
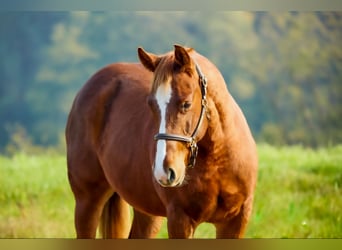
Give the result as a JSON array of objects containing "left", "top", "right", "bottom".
[{"left": 168, "top": 168, "right": 176, "bottom": 183}]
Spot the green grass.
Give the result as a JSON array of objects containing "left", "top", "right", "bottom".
[
  {"left": 247, "top": 144, "right": 342, "bottom": 238},
  {"left": 0, "top": 144, "right": 341, "bottom": 238},
  {"left": 0, "top": 153, "right": 74, "bottom": 238}
]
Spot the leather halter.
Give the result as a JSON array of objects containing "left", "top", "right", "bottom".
[{"left": 154, "top": 62, "right": 209, "bottom": 168}]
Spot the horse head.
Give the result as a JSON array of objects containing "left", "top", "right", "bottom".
[{"left": 138, "top": 45, "right": 209, "bottom": 187}]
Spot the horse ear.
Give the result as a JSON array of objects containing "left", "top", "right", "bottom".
[
  {"left": 138, "top": 47, "right": 159, "bottom": 72},
  {"left": 174, "top": 44, "right": 192, "bottom": 70}
]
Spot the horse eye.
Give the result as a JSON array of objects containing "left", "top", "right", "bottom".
[{"left": 180, "top": 101, "right": 192, "bottom": 112}]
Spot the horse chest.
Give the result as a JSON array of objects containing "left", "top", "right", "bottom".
[{"left": 182, "top": 168, "right": 245, "bottom": 223}]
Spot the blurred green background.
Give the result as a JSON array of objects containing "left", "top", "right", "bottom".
[
  {"left": 0, "top": 12, "right": 341, "bottom": 152},
  {"left": 0, "top": 12, "right": 341, "bottom": 238}
]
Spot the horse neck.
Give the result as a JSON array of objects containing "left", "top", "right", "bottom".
[
  {"left": 192, "top": 54, "right": 247, "bottom": 155},
  {"left": 199, "top": 77, "right": 240, "bottom": 154}
]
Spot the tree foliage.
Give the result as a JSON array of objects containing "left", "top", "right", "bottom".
[{"left": 0, "top": 12, "right": 341, "bottom": 150}]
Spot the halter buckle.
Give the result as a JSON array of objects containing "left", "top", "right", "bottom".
[{"left": 188, "top": 139, "right": 198, "bottom": 168}]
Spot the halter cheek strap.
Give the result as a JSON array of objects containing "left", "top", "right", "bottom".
[{"left": 154, "top": 61, "right": 209, "bottom": 168}]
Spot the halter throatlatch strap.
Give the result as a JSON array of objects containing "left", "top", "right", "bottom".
[{"left": 154, "top": 61, "right": 209, "bottom": 168}]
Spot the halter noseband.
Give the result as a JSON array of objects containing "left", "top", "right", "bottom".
[{"left": 154, "top": 62, "right": 209, "bottom": 168}]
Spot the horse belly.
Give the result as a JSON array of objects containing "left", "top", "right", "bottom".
[
  {"left": 103, "top": 158, "right": 166, "bottom": 216},
  {"left": 100, "top": 121, "right": 166, "bottom": 216},
  {"left": 96, "top": 74, "right": 167, "bottom": 216}
]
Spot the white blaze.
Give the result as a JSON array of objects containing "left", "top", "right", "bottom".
[{"left": 154, "top": 81, "right": 172, "bottom": 181}]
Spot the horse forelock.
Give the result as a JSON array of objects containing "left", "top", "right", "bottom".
[
  {"left": 151, "top": 55, "right": 174, "bottom": 94},
  {"left": 151, "top": 48, "right": 196, "bottom": 95}
]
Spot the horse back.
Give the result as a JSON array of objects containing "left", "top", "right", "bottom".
[{"left": 66, "top": 63, "right": 153, "bottom": 149}]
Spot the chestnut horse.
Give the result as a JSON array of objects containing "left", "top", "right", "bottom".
[{"left": 66, "top": 45, "right": 258, "bottom": 238}]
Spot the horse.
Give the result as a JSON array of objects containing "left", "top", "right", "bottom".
[{"left": 66, "top": 45, "right": 258, "bottom": 238}]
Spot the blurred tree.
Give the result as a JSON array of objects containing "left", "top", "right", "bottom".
[
  {"left": 251, "top": 12, "right": 342, "bottom": 146},
  {"left": 0, "top": 12, "right": 341, "bottom": 150},
  {"left": 0, "top": 12, "right": 67, "bottom": 148}
]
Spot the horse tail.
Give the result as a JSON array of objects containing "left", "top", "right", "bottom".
[{"left": 99, "top": 193, "right": 131, "bottom": 238}]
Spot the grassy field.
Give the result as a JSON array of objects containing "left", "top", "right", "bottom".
[{"left": 0, "top": 144, "right": 341, "bottom": 238}]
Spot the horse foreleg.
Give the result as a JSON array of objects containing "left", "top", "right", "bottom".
[
  {"left": 129, "top": 209, "right": 163, "bottom": 238},
  {"left": 166, "top": 208, "right": 197, "bottom": 238},
  {"left": 215, "top": 197, "right": 254, "bottom": 238}
]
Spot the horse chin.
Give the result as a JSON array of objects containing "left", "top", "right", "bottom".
[
  {"left": 167, "top": 174, "right": 186, "bottom": 188},
  {"left": 175, "top": 172, "right": 187, "bottom": 187},
  {"left": 156, "top": 176, "right": 185, "bottom": 188}
]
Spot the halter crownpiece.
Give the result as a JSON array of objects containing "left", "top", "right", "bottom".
[{"left": 154, "top": 61, "right": 209, "bottom": 168}]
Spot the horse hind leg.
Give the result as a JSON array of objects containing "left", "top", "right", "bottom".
[
  {"left": 68, "top": 171, "right": 111, "bottom": 237},
  {"left": 129, "top": 209, "right": 163, "bottom": 238},
  {"left": 68, "top": 149, "right": 117, "bottom": 238},
  {"left": 72, "top": 186, "right": 113, "bottom": 238},
  {"left": 99, "top": 193, "right": 131, "bottom": 238},
  {"left": 70, "top": 166, "right": 130, "bottom": 238}
]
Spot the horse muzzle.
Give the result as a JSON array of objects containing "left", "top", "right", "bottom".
[{"left": 153, "top": 163, "right": 185, "bottom": 187}]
